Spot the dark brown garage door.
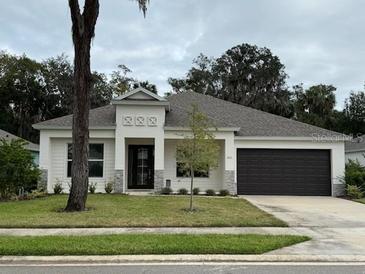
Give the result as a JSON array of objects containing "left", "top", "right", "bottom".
[{"left": 237, "top": 149, "right": 331, "bottom": 196}]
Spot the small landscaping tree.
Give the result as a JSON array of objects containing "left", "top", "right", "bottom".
[
  {"left": 0, "top": 139, "right": 40, "bottom": 199},
  {"left": 176, "top": 105, "right": 220, "bottom": 211}
]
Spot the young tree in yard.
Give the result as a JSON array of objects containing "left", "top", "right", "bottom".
[
  {"left": 176, "top": 105, "right": 220, "bottom": 211},
  {"left": 65, "top": 0, "right": 149, "bottom": 211},
  {"left": 0, "top": 139, "right": 40, "bottom": 200}
]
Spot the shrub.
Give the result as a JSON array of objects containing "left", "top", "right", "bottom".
[
  {"left": 105, "top": 181, "right": 114, "bottom": 194},
  {"left": 219, "top": 189, "right": 230, "bottom": 196},
  {"left": 0, "top": 139, "right": 40, "bottom": 200},
  {"left": 347, "top": 185, "right": 363, "bottom": 199},
  {"left": 344, "top": 159, "right": 365, "bottom": 189},
  {"left": 28, "top": 190, "right": 47, "bottom": 199},
  {"left": 53, "top": 181, "right": 63, "bottom": 194},
  {"left": 178, "top": 188, "right": 188, "bottom": 195},
  {"left": 193, "top": 187, "right": 200, "bottom": 195},
  {"left": 160, "top": 187, "right": 173, "bottom": 195},
  {"left": 89, "top": 182, "right": 97, "bottom": 194},
  {"left": 205, "top": 189, "right": 216, "bottom": 196}
]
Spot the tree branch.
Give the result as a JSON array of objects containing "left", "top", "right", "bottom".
[
  {"left": 68, "top": 0, "right": 83, "bottom": 40},
  {"left": 83, "top": 0, "right": 99, "bottom": 40}
]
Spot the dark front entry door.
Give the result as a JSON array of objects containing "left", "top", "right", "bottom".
[{"left": 128, "top": 145, "right": 154, "bottom": 189}]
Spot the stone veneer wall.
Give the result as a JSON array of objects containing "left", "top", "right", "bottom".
[
  {"left": 115, "top": 169, "right": 124, "bottom": 193},
  {"left": 37, "top": 169, "right": 48, "bottom": 191},
  {"left": 224, "top": 170, "right": 236, "bottom": 195},
  {"left": 333, "top": 183, "right": 345, "bottom": 197},
  {"left": 154, "top": 170, "right": 164, "bottom": 193}
]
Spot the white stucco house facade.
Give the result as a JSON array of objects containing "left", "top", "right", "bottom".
[
  {"left": 345, "top": 134, "right": 365, "bottom": 166},
  {"left": 33, "top": 87, "right": 348, "bottom": 196}
]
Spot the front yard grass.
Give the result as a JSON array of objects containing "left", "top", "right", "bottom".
[
  {"left": 0, "top": 194, "right": 286, "bottom": 227},
  {"left": 0, "top": 234, "right": 308, "bottom": 255}
]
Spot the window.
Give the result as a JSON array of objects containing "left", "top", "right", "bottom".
[
  {"left": 67, "top": 144, "right": 104, "bottom": 178},
  {"left": 176, "top": 162, "right": 209, "bottom": 178}
]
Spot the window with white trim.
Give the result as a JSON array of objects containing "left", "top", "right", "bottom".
[{"left": 67, "top": 144, "right": 104, "bottom": 178}]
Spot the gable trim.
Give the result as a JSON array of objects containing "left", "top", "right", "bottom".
[{"left": 113, "top": 87, "right": 167, "bottom": 102}]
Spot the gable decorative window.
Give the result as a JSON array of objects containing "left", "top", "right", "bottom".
[
  {"left": 67, "top": 144, "right": 104, "bottom": 178},
  {"left": 176, "top": 162, "right": 209, "bottom": 178}
]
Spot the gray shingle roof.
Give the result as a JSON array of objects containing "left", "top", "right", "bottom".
[
  {"left": 166, "top": 92, "right": 345, "bottom": 138},
  {"left": 33, "top": 91, "right": 346, "bottom": 138},
  {"left": 33, "top": 104, "right": 116, "bottom": 128},
  {"left": 0, "top": 129, "right": 39, "bottom": 151},
  {"left": 345, "top": 135, "right": 365, "bottom": 152}
]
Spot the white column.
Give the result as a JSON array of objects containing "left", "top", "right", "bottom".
[
  {"left": 114, "top": 136, "right": 125, "bottom": 170},
  {"left": 154, "top": 137, "right": 164, "bottom": 170},
  {"left": 154, "top": 137, "right": 165, "bottom": 191},
  {"left": 224, "top": 133, "right": 236, "bottom": 194},
  {"left": 114, "top": 136, "right": 125, "bottom": 193},
  {"left": 39, "top": 131, "right": 51, "bottom": 192},
  {"left": 224, "top": 134, "right": 235, "bottom": 171}
]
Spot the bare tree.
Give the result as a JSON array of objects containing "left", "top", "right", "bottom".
[{"left": 65, "top": 0, "right": 149, "bottom": 211}]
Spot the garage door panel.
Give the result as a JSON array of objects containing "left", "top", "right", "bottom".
[{"left": 237, "top": 149, "right": 331, "bottom": 196}]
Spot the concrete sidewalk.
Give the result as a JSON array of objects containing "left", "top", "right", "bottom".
[
  {"left": 1, "top": 254, "right": 365, "bottom": 264},
  {"left": 0, "top": 227, "right": 313, "bottom": 236}
]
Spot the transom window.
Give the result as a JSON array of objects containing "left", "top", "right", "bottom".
[
  {"left": 67, "top": 144, "right": 104, "bottom": 178},
  {"left": 176, "top": 162, "right": 209, "bottom": 178}
]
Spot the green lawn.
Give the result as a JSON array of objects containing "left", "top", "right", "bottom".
[
  {"left": 355, "top": 198, "right": 365, "bottom": 204},
  {"left": 0, "top": 234, "right": 308, "bottom": 255},
  {"left": 0, "top": 194, "right": 286, "bottom": 227}
]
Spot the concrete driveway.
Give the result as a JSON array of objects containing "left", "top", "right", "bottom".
[{"left": 243, "top": 196, "right": 365, "bottom": 255}]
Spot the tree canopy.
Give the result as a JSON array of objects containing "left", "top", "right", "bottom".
[
  {"left": 0, "top": 51, "right": 157, "bottom": 143},
  {"left": 169, "top": 44, "right": 293, "bottom": 117}
]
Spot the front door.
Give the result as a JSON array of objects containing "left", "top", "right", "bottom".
[{"left": 128, "top": 145, "right": 154, "bottom": 189}]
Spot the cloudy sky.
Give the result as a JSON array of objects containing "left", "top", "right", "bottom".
[{"left": 0, "top": 0, "right": 364, "bottom": 108}]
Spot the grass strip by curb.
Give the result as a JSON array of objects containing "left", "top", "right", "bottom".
[{"left": 0, "top": 234, "right": 309, "bottom": 255}]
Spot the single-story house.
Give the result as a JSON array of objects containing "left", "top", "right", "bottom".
[
  {"left": 33, "top": 87, "right": 348, "bottom": 196},
  {"left": 345, "top": 134, "right": 365, "bottom": 166},
  {"left": 0, "top": 129, "right": 40, "bottom": 166}
]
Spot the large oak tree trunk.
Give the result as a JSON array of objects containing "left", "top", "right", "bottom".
[{"left": 65, "top": 0, "right": 99, "bottom": 212}]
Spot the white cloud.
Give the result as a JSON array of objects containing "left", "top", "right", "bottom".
[{"left": 0, "top": 0, "right": 364, "bottom": 107}]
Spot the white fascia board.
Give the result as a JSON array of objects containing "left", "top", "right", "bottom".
[
  {"left": 164, "top": 126, "right": 240, "bottom": 132},
  {"left": 234, "top": 135, "right": 350, "bottom": 142},
  {"left": 114, "top": 87, "right": 167, "bottom": 101},
  {"left": 345, "top": 149, "right": 365, "bottom": 153},
  {"left": 32, "top": 125, "right": 116, "bottom": 130},
  {"left": 111, "top": 100, "right": 170, "bottom": 111}
]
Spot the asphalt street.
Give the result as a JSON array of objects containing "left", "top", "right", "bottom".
[{"left": 0, "top": 263, "right": 364, "bottom": 274}]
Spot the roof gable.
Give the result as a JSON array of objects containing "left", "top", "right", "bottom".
[
  {"left": 0, "top": 129, "right": 39, "bottom": 151},
  {"left": 111, "top": 87, "right": 170, "bottom": 110},
  {"left": 113, "top": 87, "right": 166, "bottom": 102}
]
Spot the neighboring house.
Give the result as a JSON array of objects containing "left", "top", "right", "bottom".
[
  {"left": 0, "top": 129, "right": 40, "bottom": 166},
  {"left": 345, "top": 134, "right": 365, "bottom": 166},
  {"left": 33, "top": 87, "right": 348, "bottom": 196}
]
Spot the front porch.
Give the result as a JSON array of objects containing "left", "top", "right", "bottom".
[{"left": 114, "top": 137, "right": 235, "bottom": 194}]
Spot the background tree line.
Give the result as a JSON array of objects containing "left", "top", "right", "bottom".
[
  {"left": 169, "top": 43, "right": 365, "bottom": 137},
  {"left": 1, "top": 43, "right": 365, "bottom": 145},
  {"left": 0, "top": 51, "right": 156, "bottom": 143}
]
